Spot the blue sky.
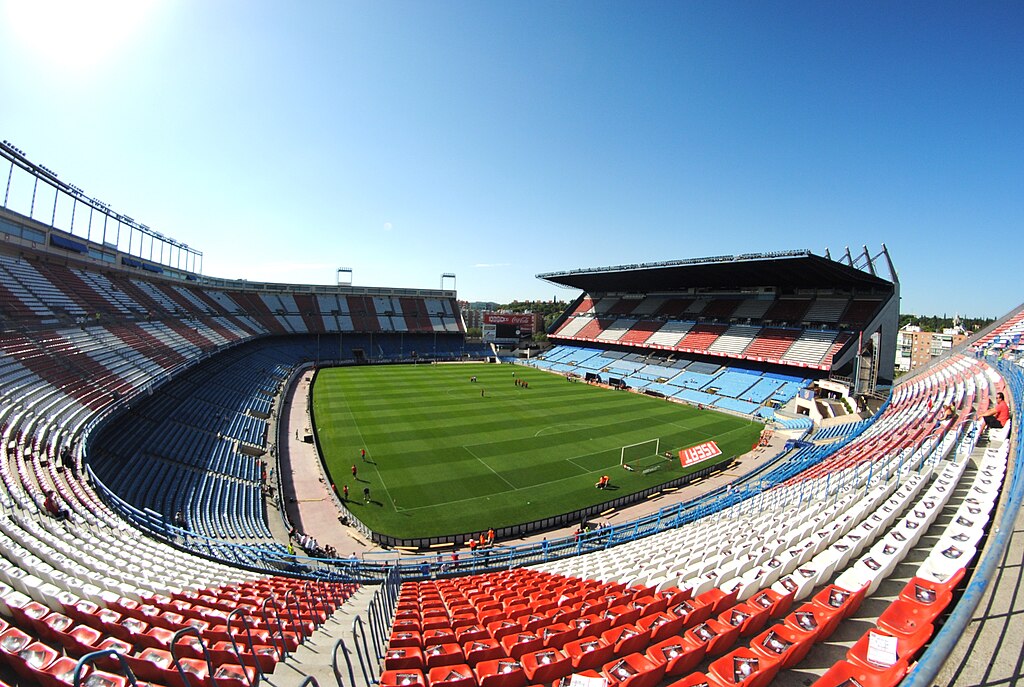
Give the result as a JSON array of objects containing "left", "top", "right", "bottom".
[{"left": 1, "top": 1, "right": 1021, "bottom": 318}]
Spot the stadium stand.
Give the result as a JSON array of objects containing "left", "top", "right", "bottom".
[{"left": 1, "top": 143, "right": 1021, "bottom": 685}]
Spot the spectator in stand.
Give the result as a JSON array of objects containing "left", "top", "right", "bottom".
[
  {"left": 981, "top": 392, "right": 1010, "bottom": 429},
  {"left": 44, "top": 491, "right": 68, "bottom": 520}
]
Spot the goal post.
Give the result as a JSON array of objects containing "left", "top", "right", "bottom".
[{"left": 620, "top": 438, "right": 661, "bottom": 467}]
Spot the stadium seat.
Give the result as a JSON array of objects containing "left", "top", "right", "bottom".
[
  {"left": 748, "top": 623, "right": 815, "bottom": 669},
  {"left": 425, "top": 642, "right": 467, "bottom": 669},
  {"left": 474, "top": 658, "right": 527, "bottom": 687},
  {"left": 386, "top": 646, "right": 426, "bottom": 671},
  {"left": 499, "top": 632, "right": 543, "bottom": 660},
  {"left": 810, "top": 584, "right": 867, "bottom": 638},
  {"left": 846, "top": 625, "right": 934, "bottom": 669},
  {"left": 519, "top": 647, "right": 573, "bottom": 683},
  {"left": 601, "top": 652, "right": 666, "bottom": 687},
  {"left": 538, "top": 622, "right": 576, "bottom": 650},
  {"left": 688, "top": 618, "right": 740, "bottom": 658},
  {"left": 644, "top": 634, "right": 706, "bottom": 677},
  {"left": 392, "top": 630, "right": 424, "bottom": 649},
  {"left": 782, "top": 603, "right": 834, "bottom": 643},
  {"left": 428, "top": 663, "right": 478, "bottom": 687},
  {"left": 600, "top": 623, "right": 651, "bottom": 656},
  {"left": 666, "top": 673, "right": 714, "bottom": 687},
  {"left": 719, "top": 601, "right": 770, "bottom": 637},
  {"left": 563, "top": 636, "right": 615, "bottom": 671},
  {"left": 380, "top": 668, "right": 427, "bottom": 687},
  {"left": 462, "top": 638, "right": 505, "bottom": 667},
  {"left": 877, "top": 595, "right": 947, "bottom": 637},
  {"left": 636, "top": 610, "right": 686, "bottom": 643},
  {"left": 811, "top": 658, "right": 909, "bottom": 687},
  {"left": 705, "top": 646, "right": 781, "bottom": 687}
]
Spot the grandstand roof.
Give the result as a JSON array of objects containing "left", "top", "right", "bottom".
[{"left": 537, "top": 250, "right": 895, "bottom": 293}]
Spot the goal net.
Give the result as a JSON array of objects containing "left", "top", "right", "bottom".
[{"left": 620, "top": 438, "right": 661, "bottom": 467}]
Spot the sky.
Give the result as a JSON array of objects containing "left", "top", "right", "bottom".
[{"left": 0, "top": 1, "right": 1021, "bottom": 318}]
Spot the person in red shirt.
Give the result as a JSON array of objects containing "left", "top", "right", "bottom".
[
  {"left": 44, "top": 491, "right": 68, "bottom": 520},
  {"left": 981, "top": 392, "right": 1010, "bottom": 429}
]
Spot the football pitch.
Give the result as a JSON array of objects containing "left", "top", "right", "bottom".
[{"left": 312, "top": 363, "right": 762, "bottom": 539}]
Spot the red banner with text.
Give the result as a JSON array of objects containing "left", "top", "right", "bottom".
[{"left": 678, "top": 440, "right": 722, "bottom": 468}]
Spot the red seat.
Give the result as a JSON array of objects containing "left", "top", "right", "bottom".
[
  {"left": 65, "top": 624, "right": 104, "bottom": 657},
  {"left": 747, "top": 588, "right": 794, "bottom": 620},
  {"left": 811, "top": 658, "right": 908, "bottom": 687},
  {"left": 390, "top": 630, "right": 424, "bottom": 649},
  {"left": 562, "top": 636, "right": 615, "bottom": 671},
  {"left": 462, "top": 638, "right": 504, "bottom": 667},
  {"left": 424, "top": 628, "right": 458, "bottom": 647},
  {"left": 386, "top": 646, "right": 426, "bottom": 671},
  {"left": 538, "top": 622, "right": 576, "bottom": 649},
  {"left": 428, "top": 663, "right": 478, "bottom": 687},
  {"left": 666, "top": 672, "right": 713, "bottom": 687},
  {"left": 897, "top": 574, "right": 961, "bottom": 605},
  {"left": 812, "top": 584, "right": 867, "bottom": 631},
  {"left": 500, "top": 632, "right": 543, "bottom": 660},
  {"left": 635, "top": 611, "right": 685, "bottom": 644},
  {"left": 846, "top": 625, "right": 934, "bottom": 669},
  {"left": 124, "top": 647, "right": 176, "bottom": 684},
  {"left": 32, "top": 655, "right": 81, "bottom": 687},
  {"left": 517, "top": 613, "right": 549, "bottom": 633},
  {"left": 782, "top": 603, "right": 834, "bottom": 643},
  {"left": 603, "top": 604, "right": 642, "bottom": 629},
  {"left": 519, "top": 647, "right": 572, "bottom": 684},
  {"left": 10, "top": 640, "right": 59, "bottom": 682},
  {"left": 40, "top": 613, "right": 74, "bottom": 644},
  {"left": 687, "top": 618, "right": 740, "bottom": 658},
  {"left": 667, "top": 597, "right": 713, "bottom": 628},
  {"left": 486, "top": 620, "right": 521, "bottom": 642},
  {"left": 706, "top": 646, "right": 781, "bottom": 687},
  {"left": 698, "top": 586, "right": 740, "bottom": 616},
  {"left": 10, "top": 600, "right": 51, "bottom": 638},
  {"left": 748, "top": 623, "right": 815, "bottom": 669},
  {"left": 572, "top": 613, "right": 612, "bottom": 638},
  {"left": 474, "top": 658, "right": 527, "bottom": 687},
  {"left": 425, "top": 642, "right": 466, "bottom": 669},
  {"left": 380, "top": 668, "right": 427, "bottom": 687},
  {"left": 210, "top": 661, "right": 259, "bottom": 687},
  {"left": 877, "top": 597, "right": 947, "bottom": 636},
  {"left": 423, "top": 618, "right": 453, "bottom": 632},
  {"left": 644, "top": 635, "right": 706, "bottom": 677},
  {"left": 394, "top": 619, "right": 423, "bottom": 634},
  {"left": 600, "top": 623, "right": 650, "bottom": 657},
  {"left": 718, "top": 602, "right": 770, "bottom": 638},
  {"left": 601, "top": 652, "right": 666, "bottom": 687}
]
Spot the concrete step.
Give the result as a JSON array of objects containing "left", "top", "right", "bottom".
[{"left": 261, "top": 584, "right": 379, "bottom": 687}]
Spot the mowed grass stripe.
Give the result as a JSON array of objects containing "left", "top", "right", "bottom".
[{"left": 313, "top": 363, "right": 762, "bottom": 538}]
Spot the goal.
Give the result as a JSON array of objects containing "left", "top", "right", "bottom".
[{"left": 619, "top": 438, "right": 661, "bottom": 467}]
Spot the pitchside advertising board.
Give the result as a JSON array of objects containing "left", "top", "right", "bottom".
[
  {"left": 482, "top": 313, "right": 536, "bottom": 343},
  {"left": 678, "top": 440, "right": 722, "bottom": 468}
]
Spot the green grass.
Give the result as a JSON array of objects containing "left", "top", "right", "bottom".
[{"left": 312, "top": 363, "right": 761, "bottom": 539}]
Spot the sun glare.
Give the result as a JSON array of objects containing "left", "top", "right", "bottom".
[{"left": 3, "top": 0, "right": 162, "bottom": 74}]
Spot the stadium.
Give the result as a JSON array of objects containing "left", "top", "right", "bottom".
[{"left": 0, "top": 138, "right": 1021, "bottom": 687}]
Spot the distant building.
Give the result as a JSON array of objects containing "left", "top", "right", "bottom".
[{"left": 896, "top": 322, "right": 970, "bottom": 373}]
